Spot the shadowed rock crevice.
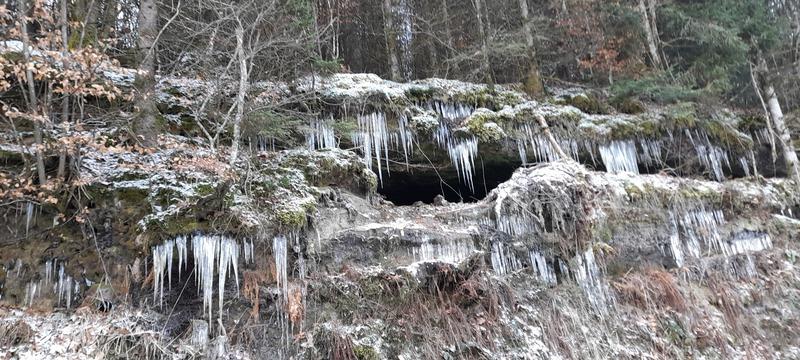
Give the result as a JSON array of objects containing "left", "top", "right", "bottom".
[{"left": 377, "top": 156, "right": 520, "bottom": 205}]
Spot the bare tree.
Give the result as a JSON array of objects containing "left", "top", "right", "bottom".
[
  {"left": 132, "top": 0, "right": 160, "bottom": 145},
  {"left": 19, "top": 0, "right": 47, "bottom": 184}
]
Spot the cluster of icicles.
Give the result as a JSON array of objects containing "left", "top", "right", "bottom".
[
  {"left": 485, "top": 201, "right": 774, "bottom": 312},
  {"left": 668, "top": 205, "right": 773, "bottom": 267},
  {"left": 151, "top": 235, "right": 255, "bottom": 320},
  {"left": 300, "top": 100, "right": 482, "bottom": 190},
  {"left": 12, "top": 259, "right": 80, "bottom": 309},
  {"left": 595, "top": 128, "right": 768, "bottom": 181}
]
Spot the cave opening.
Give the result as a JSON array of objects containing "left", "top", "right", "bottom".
[{"left": 378, "top": 158, "right": 520, "bottom": 205}]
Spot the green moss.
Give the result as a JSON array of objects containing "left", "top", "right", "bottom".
[
  {"left": 700, "top": 118, "right": 754, "bottom": 150},
  {"left": 465, "top": 111, "right": 507, "bottom": 142},
  {"left": 566, "top": 94, "right": 611, "bottom": 115},
  {"left": 612, "top": 97, "right": 646, "bottom": 114},
  {"left": 405, "top": 87, "right": 436, "bottom": 102},
  {"left": 275, "top": 207, "right": 308, "bottom": 229},
  {"left": 665, "top": 102, "right": 698, "bottom": 129},
  {"left": 353, "top": 345, "right": 379, "bottom": 360}
]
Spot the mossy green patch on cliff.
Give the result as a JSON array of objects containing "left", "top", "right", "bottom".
[{"left": 566, "top": 93, "right": 611, "bottom": 115}]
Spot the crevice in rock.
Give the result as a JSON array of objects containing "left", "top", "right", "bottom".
[{"left": 377, "top": 156, "right": 520, "bottom": 205}]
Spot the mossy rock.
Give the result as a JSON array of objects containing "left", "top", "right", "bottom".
[
  {"left": 612, "top": 97, "right": 646, "bottom": 115},
  {"left": 665, "top": 102, "right": 698, "bottom": 129},
  {"left": 464, "top": 110, "right": 507, "bottom": 142},
  {"left": 566, "top": 93, "right": 611, "bottom": 115}
]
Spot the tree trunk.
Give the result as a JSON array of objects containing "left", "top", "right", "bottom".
[
  {"left": 382, "top": 0, "right": 402, "bottom": 81},
  {"left": 440, "top": 0, "right": 459, "bottom": 76},
  {"left": 133, "top": 0, "right": 160, "bottom": 146},
  {"left": 229, "top": 24, "right": 248, "bottom": 165},
  {"left": 765, "top": 84, "right": 800, "bottom": 180},
  {"left": 518, "top": 0, "right": 543, "bottom": 97},
  {"left": 20, "top": 0, "right": 47, "bottom": 185},
  {"left": 638, "top": 0, "right": 662, "bottom": 69},
  {"left": 756, "top": 55, "right": 799, "bottom": 181},
  {"left": 58, "top": 0, "right": 70, "bottom": 180},
  {"left": 472, "top": 0, "right": 493, "bottom": 85}
]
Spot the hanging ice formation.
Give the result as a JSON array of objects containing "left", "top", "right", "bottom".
[
  {"left": 410, "top": 239, "right": 475, "bottom": 264},
  {"left": 151, "top": 234, "right": 246, "bottom": 320},
  {"left": 490, "top": 242, "right": 524, "bottom": 275},
  {"left": 23, "top": 260, "right": 78, "bottom": 309},
  {"left": 306, "top": 117, "right": 337, "bottom": 150},
  {"left": 273, "top": 235, "right": 288, "bottom": 304},
  {"left": 529, "top": 250, "right": 557, "bottom": 285},
  {"left": 352, "top": 112, "right": 391, "bottom": 186},
  {"left": 447, "top": 137, "right": 479, "bottom": 192},
  {"left": 724, "top": 231, "right": 772, "bottom": 256},
  {"left": 573, "top": 248, "right": 613, "bottom": 312},
  {"left": 688, "top": 130, "right": 731, "bottom": 181},
  {"left": 423, "top": 100, "right": 474, "bottom": 121},
  {"left": 516, "top": 123, "right": 579, "bottom": 164},
  {"left": 599, "top": 140, "right": 639, "bottom": 174}
]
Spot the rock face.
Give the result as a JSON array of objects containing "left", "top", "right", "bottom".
[{"left": 1, "top": 73, "right": 800, "bottom": 359}]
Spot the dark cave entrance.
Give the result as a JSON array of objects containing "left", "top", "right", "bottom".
[{"left": 378, "top": 158, "right": 520, "bottom": 205}]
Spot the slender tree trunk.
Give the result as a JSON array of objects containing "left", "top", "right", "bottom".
[
  {"left": 440, "top": 0, "right": 458, "bottom": 76},
  {"left": 472, "top": 0, "right": 493, "bottom": 85},
  {"left": 754, "top": 54, "right": 799, "bottom": 181},
  {"left": 20, "top": 0, "right": 47, "bottom": 185},
  {"left": 133, "top": 0, "right": 160, "bottom": 145},
  {"left": 765, "top": 84, "right": 800, "bottom": 180},
  {"left": 638, "top": 0, "right": 662, "bottom": 69},
  {"left": 519, "top": 0, "right": 543, "bottom": 97},
  {"left": 57, "top": 0, "right": 70, "bottom": 180},
  {"left": 229, "top": 24, "right": 248, "bottom": 165},
  {"left": 382, "top": 0, "right": 402, "bottom": 81}
]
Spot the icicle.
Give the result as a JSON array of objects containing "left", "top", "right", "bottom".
[
  {"left": 176, "top": 236, "right": 187, "bottom": 279},
  {"left": 694, "top": 144, "right": 729, "bottom": 181},
  {"left": 668, "top": 214, "right": 684, "bottom": 267},
  {"left": 490, "top": 242, "right": 523, "bottom": 275},
  {"left": 724, "top": 231, "right": 772, "bottom": 256},
  {"left": 573, "top": 248, "right": 612, "bottom": 312},
  {"left": 217, "top": 237, "right": 240, "bottom": 320},
  {"left": 152, "top": 240, "right": 175, "bottom": 308},
  {"left": 411, "top": 239, "right": 475, "bottom": 264},
  {"left": 306, "top": 117, "right": 337, "bottom": 150},
  {"left": 599, "top": 140, "right": 639, "bottom": 174},
  {"left": 25, "top": 201, "right": 34, "bottom": 235},
  {"left": 354, "top": 112, "right": 391, "bottom": 186},
  {"left": 193, "top": 235, "right": 218, "bottom": 320},
  {"left": 243, "top": 239, "right": 254, "bottom": 265},
  {"left": 273, "top": 235, "right": 288, "bottom": 303},
  {"left": 428, "top": 100, "right": 474, "bottom": 120},
  {"left": 639, "top": 139, "right": 663, "bottom": 167},
  {"left": 738, "top": 156, "right": 751, "bottom": 177},
  {"left": 529, "top": 250, "right": 556, "bottom": 285},
  {"left": 447, "top": 137, "right": 479, "bottom": 192},
  {"left": 397, "top": 115, "right": 414, "bottom": 168}
]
